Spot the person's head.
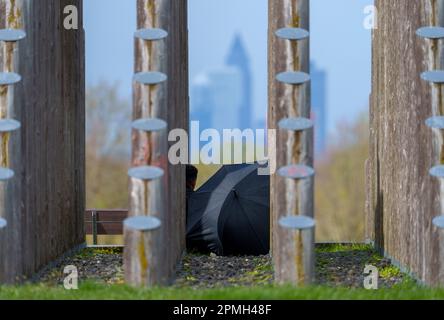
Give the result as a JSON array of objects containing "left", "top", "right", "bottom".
[{"left": 186, "top": 165, "right": 198, "bottom": 191}]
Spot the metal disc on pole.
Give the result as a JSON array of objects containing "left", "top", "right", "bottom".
[
  {"left": 0, "top": 28, "right": 26, "bottom": 42},
  {"left": 275, "top": 28, "right": 309, "bottom": 40},
  {"left": 279, "top": 215, "right": 315, "bottom": 230},
  {"left": 132, "top": 118, "right": 167, "bottom": 132},
  {"left": 0, "top": 167, "right": 14, "bottom": 181},
  {"left": 278, "top": 164, "right": 315, "bottom": 180},
  {"left": 433, "top": 216, "right": 444, "bottom": 229},
  {"left": 134, "top": 72, "right": 167, "bottom": 85},
  {"left": 416, "top": 27, "right": 444, "bottom": 39},
  {"left": 421, "top": 71, "right": 444, "bottom": 83},
  {"left": 278, "top": 117, "right": 313, "bottom": 131},
  {"left": 135, "top": 28, "right": 168, "bottom": 41},
  {"left": 124, "top": 216, "right": 161, "bottom": 232},
  {"left": 0, "top": 218, "right": 6, "bottom": 229},
  {"left": 276, "top": 71, "right": 310, "bottom": 85},
  {"left": 426, "top": 116, "right": 444, "bottom": 129},
  {"left": 0, "top": 72, "right": 21, "bottom": 86},
  {"left": 0, "top": 119, "right": 21, "bottom": 132},
  {"left": 430, "top": 165, "right": 444, "bottom": 178},
  {"left": 128, "top": 166, "right": 164, "bottom": 181}
]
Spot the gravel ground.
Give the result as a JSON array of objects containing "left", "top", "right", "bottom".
[
  {"left": 174, "top": 254, "right": 273, "bottom": 288},
  {"left": 36, "top": 245, "right": 407, "bottom": 289},
  {"left": 38, "top": 248, "right": 124, "bottom": 285},
  {"left": 315, "top": 245, "right": 405, "bottom": 288}
]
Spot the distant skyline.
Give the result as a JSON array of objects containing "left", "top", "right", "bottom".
[
  {"left": 84, "top": 0, "right": 373, "bottom": 135},
  {"left": 226, "top": 34, "right": 253, "bottom": 130},
  {"left": 191, "top": 34, "right": 256, "bottom": 132},
  {"left": 311, "top": 62, "right": 328, "bottom": 155}
]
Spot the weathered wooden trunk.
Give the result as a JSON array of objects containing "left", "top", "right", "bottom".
[
  {"left": 268, "top": 0, "right": 315, "bottom": 284},
  {"left": 125, "top": 0, "right": 188, "bottom": 286},
  {"left": 367, "top": 0, "right": 444, "bottom": 285},
  {"left": 0, "top": 0, "right": 85, "bottom": 283}
]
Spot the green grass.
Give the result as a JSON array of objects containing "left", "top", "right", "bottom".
[
  {"left": 76, "top": 247, "right": 123, "bottom": 258},
  {"left": 1, "top": 245, "right": 441, "bottom": 300},
  {"left": 379, "top": 266, "right": 402, "bottom": 279},
  {"left": 315, "top": 243, "right": 374, "bottom": 253},
  {"left": 1, "top": 280, "right": 444, "bottom": 300}
]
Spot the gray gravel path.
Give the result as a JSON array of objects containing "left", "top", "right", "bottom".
[{"left": 36, "top": 244, "right": 408, "bottom": 288}]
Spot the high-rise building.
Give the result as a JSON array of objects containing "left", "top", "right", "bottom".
[
  {"left": 190, "top": 68, "right": 243, "bottom": 132},
  {"left": 311, "top": 62, "right": 327, "bottom": 156},
  {"left": 225, "top": 34, "right": 253, "bottom": 130},
  {"left": 190, "top": 72, "right": 213, "bottom": 130},
  {"left": 190, "top": 34, "right": 253, "bottom": 132}
]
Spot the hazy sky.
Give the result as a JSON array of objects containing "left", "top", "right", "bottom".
[{"left": 84, "top": 0, "right": 373, "bottom": 134}]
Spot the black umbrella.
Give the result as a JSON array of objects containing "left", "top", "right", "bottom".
[{"left": 186, "top": 163, "right": 270, "bottom": 256}]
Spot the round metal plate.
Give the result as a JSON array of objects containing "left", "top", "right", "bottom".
[
  {"left": 276, "top": 71, "right": 310, "bottom": 85},
  {"left": 134, "top": 72, "right": 167, "bottom": 85},
  {"left": 430, "top": 165, "right": 444, "bottom": 178},
  {"left": 278, "top": 117, "right": 313, "bottom": 131},
  {"left": 416, "top": 27, "right": 444, "bottom": 39},
  {"left": 279, "top": 216, "right": 315, "bottom": 230},
  {"left": 135, "top": 28, "right": 168, "bottom": 41},
  {"left": 278, "top": 164, "right": 315, "bottom": 180},
  {"left": 124, "top": 216, "right": 161, "bottom": 231},
  {"left": 275, "top": 28, "right": 309, "bottom": 40},
  {"left": 433, "top": 216, "right": 444, "bottom": 229},
  {"left": 421, "top": 71, "right": 444, "bottom": 83},
  {"left": 0, "top": 218, "right": 6, "bottom": 229},
  {"left": 0, "top": 119, "right": 21, "bottom": 132},
  {"left": 132, "top": 118, "right": 167, "bottom": 132},
  {"left": 0, "top": 72, "right": 21, "bottom": 86},
  {"left": 426, "top": 116, "right": 444, "bottom": 129},
  {"left": 0, "top": 167, "right": 14, "bottom": 181},
  {"left": 0, "top": 29, "right": 26, "bottom": 42},
  {"left": 128, "top": 166, "right": 164, "bottom": 181}
]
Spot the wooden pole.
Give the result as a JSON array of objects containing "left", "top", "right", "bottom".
[
  {"left": 125, "top": 0, "right": 188, "bottom": 286},
  {"left": 367, "top": 0, "right": 444, "bottom": 286},
  {"left": 0, "top": 0, "right": 85, "bottom": 284},
  {"left": 0, "top": 0, "right": 24, "bottom": 282},
  {"left": 421, "top": 0, "right": 444, "bottom": 285},
  {"left": 268, "top": 0, "right": 314, "bottom": 285}
]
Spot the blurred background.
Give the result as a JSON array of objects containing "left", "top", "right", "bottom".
[{"left": 83, "top": 0, "right": 373, "bottom": 243}]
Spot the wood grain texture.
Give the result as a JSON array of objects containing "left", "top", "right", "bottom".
[
  {"left": 268, "top": 0, "right": 315, "bottom": 285},
  {"left": 0, "top": 0, "right": 85, "bottom": 284},
  {"left": 367, "top": 0, "right": 444, "bottom": 285},
  {"left": 125, "top": 0, "right": 188, "bottom": 286}
]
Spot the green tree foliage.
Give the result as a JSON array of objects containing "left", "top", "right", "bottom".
[
  {"left": 86, "top": 82, "right": 130, "bottom": 209},
  {"left": 315, "top": 115, "right": 369, "bottom": 242}
]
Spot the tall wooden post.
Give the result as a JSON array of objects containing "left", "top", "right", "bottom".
[
  {"left": 367, "top": 0, "right": 444, "bottom": 286},
  {"left": 125, "top": 0, "right": 188, "bottom": 286},
  {"left": 0, "top": 0, "right": 85, "bottom": 284},
  {"left": 417, "top": 0, "right": 444, "bottom": 285},
  {"left": 268, "top": 0, "right": 315, "bottom": 285},
  {"left": 0, "top": 0, "right": 24, "bottom": 282}
]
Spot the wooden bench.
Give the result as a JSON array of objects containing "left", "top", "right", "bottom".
[{"left": 85, "top": 210, "right": 128, "bottom": 245}]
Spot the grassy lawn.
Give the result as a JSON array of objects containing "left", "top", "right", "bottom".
[
  {"left": 1, "top": 244, "right": 444, "bottom": 300},
  {"left": 1, "top": 280, "right": 444, "bottom": 300}
]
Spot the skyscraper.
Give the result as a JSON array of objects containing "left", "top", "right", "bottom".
[
  {"left": 190, "top": 34, "right": 254, "bottom": 132},
  {"left": 311, "top": 62, "right": 327, "bottom": 156},
  {"left": 225, "top": 34, "right": 253, "bottom": 130},
  {"left": 190, "top": 68, "right": 243, "bottom": 132}
]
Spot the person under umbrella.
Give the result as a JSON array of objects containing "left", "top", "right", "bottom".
[{"left": 186, "top": 163, "right": 270, "bottom": 256}]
